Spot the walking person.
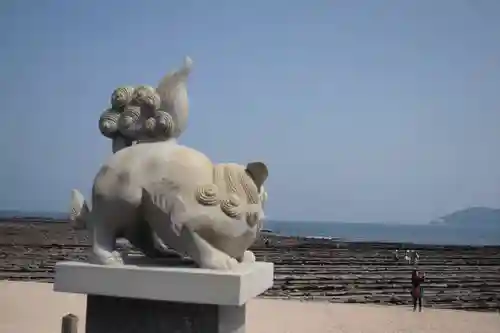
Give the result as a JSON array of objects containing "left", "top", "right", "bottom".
[{"left": 411, "top": 269, "right": 425, "bottom": 312}]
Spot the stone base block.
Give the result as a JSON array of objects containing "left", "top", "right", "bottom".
[
  {"left": 54, "top": 261, "right": 274, "bottom": 333},
  {"left": 85, "top": 295, "right": 245, "bottom": 333},
  {"left": 54, "top": 261, "right": 274, "bottom": 306}
]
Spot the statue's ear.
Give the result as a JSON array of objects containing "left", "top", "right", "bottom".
[{"left": 246, "top": 162, "right": 268, "bottom": 190}]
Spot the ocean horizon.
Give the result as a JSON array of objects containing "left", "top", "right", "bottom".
[
  {"left": 1, "top": 210, "right": 499, "bottom": 246},
  {"left": 265, "top": 220, "right": 500, "bottom": 246}
]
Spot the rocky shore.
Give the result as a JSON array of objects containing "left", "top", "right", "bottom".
[{"left": 1, "top": 221, "right": 499, "bottom": 312}]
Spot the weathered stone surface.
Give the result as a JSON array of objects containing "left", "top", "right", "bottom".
[{"left": 81, "top": 56, "right": 271, "bottom": 272}]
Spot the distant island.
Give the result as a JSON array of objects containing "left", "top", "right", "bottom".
[{"left": 430, "top": 207, "right": 500, "bottom": 227}]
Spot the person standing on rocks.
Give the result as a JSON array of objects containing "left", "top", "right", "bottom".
[{"left": 411, "top": 269, "right": 425, "bottom": 312}]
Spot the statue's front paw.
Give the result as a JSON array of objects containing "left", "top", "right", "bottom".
[
  {"left": 90, "top": 251, "right": 124, "bottom": 266},
  {"left": 239, "top": 250, "right": 256, "bottom": 263},
  {"left": 200, "top": 253, "right": 239, "bottom": 270},
  {"left": 111, "top": 251, "right": 124, "bottom": 264}
]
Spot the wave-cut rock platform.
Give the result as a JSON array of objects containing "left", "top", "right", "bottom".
[{"left": 0, "top": 221, "right": 499, "bottom": 312}]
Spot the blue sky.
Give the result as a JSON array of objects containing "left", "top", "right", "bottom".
[{"left": 1, "top": 0, "right": 499, "bottom": 223}]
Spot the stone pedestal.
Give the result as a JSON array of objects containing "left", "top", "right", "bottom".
[{"left": 54, "top": 261, "right": 274, "bottom": 333}]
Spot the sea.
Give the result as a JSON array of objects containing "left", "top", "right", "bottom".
[
  {"left": 264, "top": 220, "right": 500, "bottom": 246},
  {"left": 1, "top": 210, "right": 499, "bottom": 246}
]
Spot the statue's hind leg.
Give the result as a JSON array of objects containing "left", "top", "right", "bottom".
[
  {"left": 89, "top": 220, "right": 123, "bottom": 265},
  {"left": 126, "top": 219, "right": 182, "bottom": 259},
  {"left": 88, "top": 203, "right": 138, "bottom": 265}
]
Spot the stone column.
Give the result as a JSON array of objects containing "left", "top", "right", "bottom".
[{"left": 54, "top": 261, "right": 274, "bottom": 333}]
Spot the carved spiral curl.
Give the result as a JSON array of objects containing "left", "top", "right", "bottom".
[
  {"left": 144, "top": 117, "right": 156, "bottom": 135},
  {"left": 111, "top": 86, "right": 134, "bottom": 109},
  {"left": 132, "top": 85, "right": 161, "bottom": 110},
  {"left": 155, "top": 110, "right": 175, "bottom": 137},
  {"left": 98, "top": 108, "right": 121, "bottom": 138},
  {"left": 195, "top": 184, "right": 219, "bottom": 206},
  {"left": 220, "top": 194, "right": 242, "bottom": 219},
  {"left": 118, "top": 105, "right": 141, "bottom": 138},
  {"left": 121, "top": 105, "right": 141, "bottom": 121}
]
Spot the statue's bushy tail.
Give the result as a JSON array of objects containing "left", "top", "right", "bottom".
[
  {"left": 70, "top": 189, "right": 90, "bottom": 229},
  {"left": 156, "top": 56, "right": 193, "bottom": 139}
]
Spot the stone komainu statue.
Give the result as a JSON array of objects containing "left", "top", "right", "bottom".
[{"left": 71, "top": 57, "right": 269, "bottom": 270}]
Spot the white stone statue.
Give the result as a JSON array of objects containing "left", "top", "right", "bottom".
[{"left": 71, "top": 57, "right": 270, "bottom": 270}]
